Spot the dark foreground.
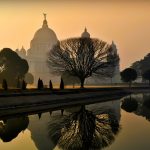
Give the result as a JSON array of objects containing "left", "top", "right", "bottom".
[{"left": 1, "top": 92, "right": 150, "bottom": 150}]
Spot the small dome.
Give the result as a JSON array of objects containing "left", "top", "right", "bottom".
[
  {"left": 15, "top": 49, "right": 19, "bottom": 53},
  {"left": 111, "top": 41, "right": 117, "bottom": 55},
  {"left": 81, "top": 27, "right": 90, "bottom": 38},
  {"left": 20, "top": 46, "right": 26, "bottom": 52},
  {"left": 20, "top": 46, "right": 26, "bottom": 56}
]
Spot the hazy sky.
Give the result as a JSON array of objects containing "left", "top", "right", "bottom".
[{"left": 0, "top": 0, "right": 150, "bottom": 70}]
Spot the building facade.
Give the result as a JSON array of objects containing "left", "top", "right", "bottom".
[
  {"left": 16, "top": 14, "right": 59, "bottom": 86},
  {"left": 16, "top": 15, "right": 121, "bottom": 86}
]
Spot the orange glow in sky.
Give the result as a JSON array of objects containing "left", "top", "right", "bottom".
[{"left": 0, "top": 0, "right": 150, "bottom": 70}]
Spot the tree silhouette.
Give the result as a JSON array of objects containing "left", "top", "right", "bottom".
[
  {"left": 141, "top": 53, "right": 150, "bottom": 74},
  {"left": 142, "top": 69, "right": 150, "bottom": 85},
  {"left": 121, "top": 97, "right": 138, "bottom": 112},
  {"left": 48, "top": 37, "right": 119, "bottom": 88},
  {"left": 22, "top": 80, "right": 26, "bottom": 90},
  {"left": 130, "top": 53, "right": 150, "bottom": 78},
  {"left": 49, "top": 80, "right": 53, "bottom": 90},
  {"left": 60, "top": 78, "right": 64, "bottom": 90},
  {"left": 130, "top": 61, "right": 141, "bottom": 77},
  {"left": 40, "top": 79, "right": 44, "bottom": 89},
  {"left": 37, "top": 78, "right": 44, "bottom": 90},
  {"left": 25, "top": 72, "right": 34, "bottom": 84},
  {"left": 62, "top": 71, "right": 80, "bottom": 88},
  {"left": 16, "top": 77, "right": 21, "bottom": 88},
  {"left": 0, "top": 48, "right": 29, "bottom": 86},
  {"left": 2, "top": 79, "right": 8, "bottom": 90},
  {"left": 0, "top": 116, "right": 29, "bottom": 142},
  {"left": 120, "top": 68, "right": 137, "bottom": 87}
]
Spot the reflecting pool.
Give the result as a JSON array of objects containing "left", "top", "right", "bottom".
[{"left": 1, "top": 93, "right": 150, "bottom": 150}]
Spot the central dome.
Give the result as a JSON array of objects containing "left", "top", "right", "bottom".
[
  {"left": 32, "top": 17, "right": 58, "bottom": 43},
  {"left": 28, "top": 14, "right": 58, "bottom": 57},
  {"left": 34, "top": 28, "right": 57, "bottom": 42}
]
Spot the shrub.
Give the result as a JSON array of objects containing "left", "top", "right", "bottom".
[
  {"left": 2, "top": 79, "right": 8, "bottom": 90},
  {"left": 22, "top": 80, "right": 26, "bottom": 90},
  {"left": 120, "top": 68, "right": 137, "bottom": 87},
  {"left": 37, "top": 78, "right": 44, "bottom": 90},
  {"left": 17, "top": 77, "right": 21, "bottom": 88},
  {"left": 60, "top": 78, "right": 64, "bottom": 90},
  {"left": 49, "top": 80, "right": 53, "bottom": 90},
  {"left": 121, "top": 97, "right": 138, "bottom": 112}
]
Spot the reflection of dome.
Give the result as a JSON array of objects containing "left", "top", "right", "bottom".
[{"left": 81, "top": 27, "right": 90, "bottom": 38}]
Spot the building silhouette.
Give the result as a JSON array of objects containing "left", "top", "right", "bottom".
[
  {"left": 16, "top": 14, "right": 59, "bottom": 86},
  {"left": 16, "top": 14, "right": 121, "bottom": 86}
]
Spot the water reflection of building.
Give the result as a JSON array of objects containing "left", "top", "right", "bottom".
[{"left": 28, "top": 113, "right": 56, "bottom": 150}]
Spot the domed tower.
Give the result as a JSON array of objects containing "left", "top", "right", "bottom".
[
  {"left": 27, "top": 14, "right": 59, "bottom": 86},
  {"left": 15, "top": 46, "right": 26, "bottom": 59},
  {"left": 81, "top": 27, "right": 90, "bottom": 38}
]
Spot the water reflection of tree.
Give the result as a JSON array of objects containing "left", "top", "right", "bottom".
[
  {"left": 48, "top": 106, "right": 120, "bottom": 150},
  {"left": 121, "top": 97, "right": 138, "bottom": 113},
  {"left": 142, "top": 94, "right": 150, "bottom": 121},
  {"left": 0, "top": 116, "right": 29, "bottom": 142},
  {"left": 121, "top": 94, "right": 150, "bottom": 122}
]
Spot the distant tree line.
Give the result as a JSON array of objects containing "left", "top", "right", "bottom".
[
  {"left": 130, "top": 53, "right": 150, "bottom": 83},
  {"left": 120, "top": 52, "right": 150, "bottom": 86},
  {"left": 1, "top": 77, "right": 65, "bottom": 91}
]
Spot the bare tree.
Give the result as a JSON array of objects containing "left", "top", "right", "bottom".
[
  {"left": 61, "top": 71, "right": 80, "bottom": 88},
  {"left": 48, "top": 37, "right": 119, "bottom": 88}
]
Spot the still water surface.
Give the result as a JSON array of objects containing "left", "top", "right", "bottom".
[{"left": 1, "top": 93, "right": 150, "bottom": 150}]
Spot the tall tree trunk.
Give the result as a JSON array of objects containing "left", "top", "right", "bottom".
[{"left": 80, "top": 78, "right": 85, "bottom": 88}]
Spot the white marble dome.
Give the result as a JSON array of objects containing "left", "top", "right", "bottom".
[
  {"left": 30, "top": 17, "right": 58, "bottom": 50},
  {"left": 28, "top": 15, "right": 58, "bottom": 57},
  {"left": 32, "top": 21, "right": 58, "bottom": 43}
]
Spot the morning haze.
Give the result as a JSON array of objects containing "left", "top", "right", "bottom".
[
  {"left": 0, "top": 0, "right": 150, "bottom": 70},
  {"left": 1, "top": 1, "right": 150, "bottom": 150}
]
